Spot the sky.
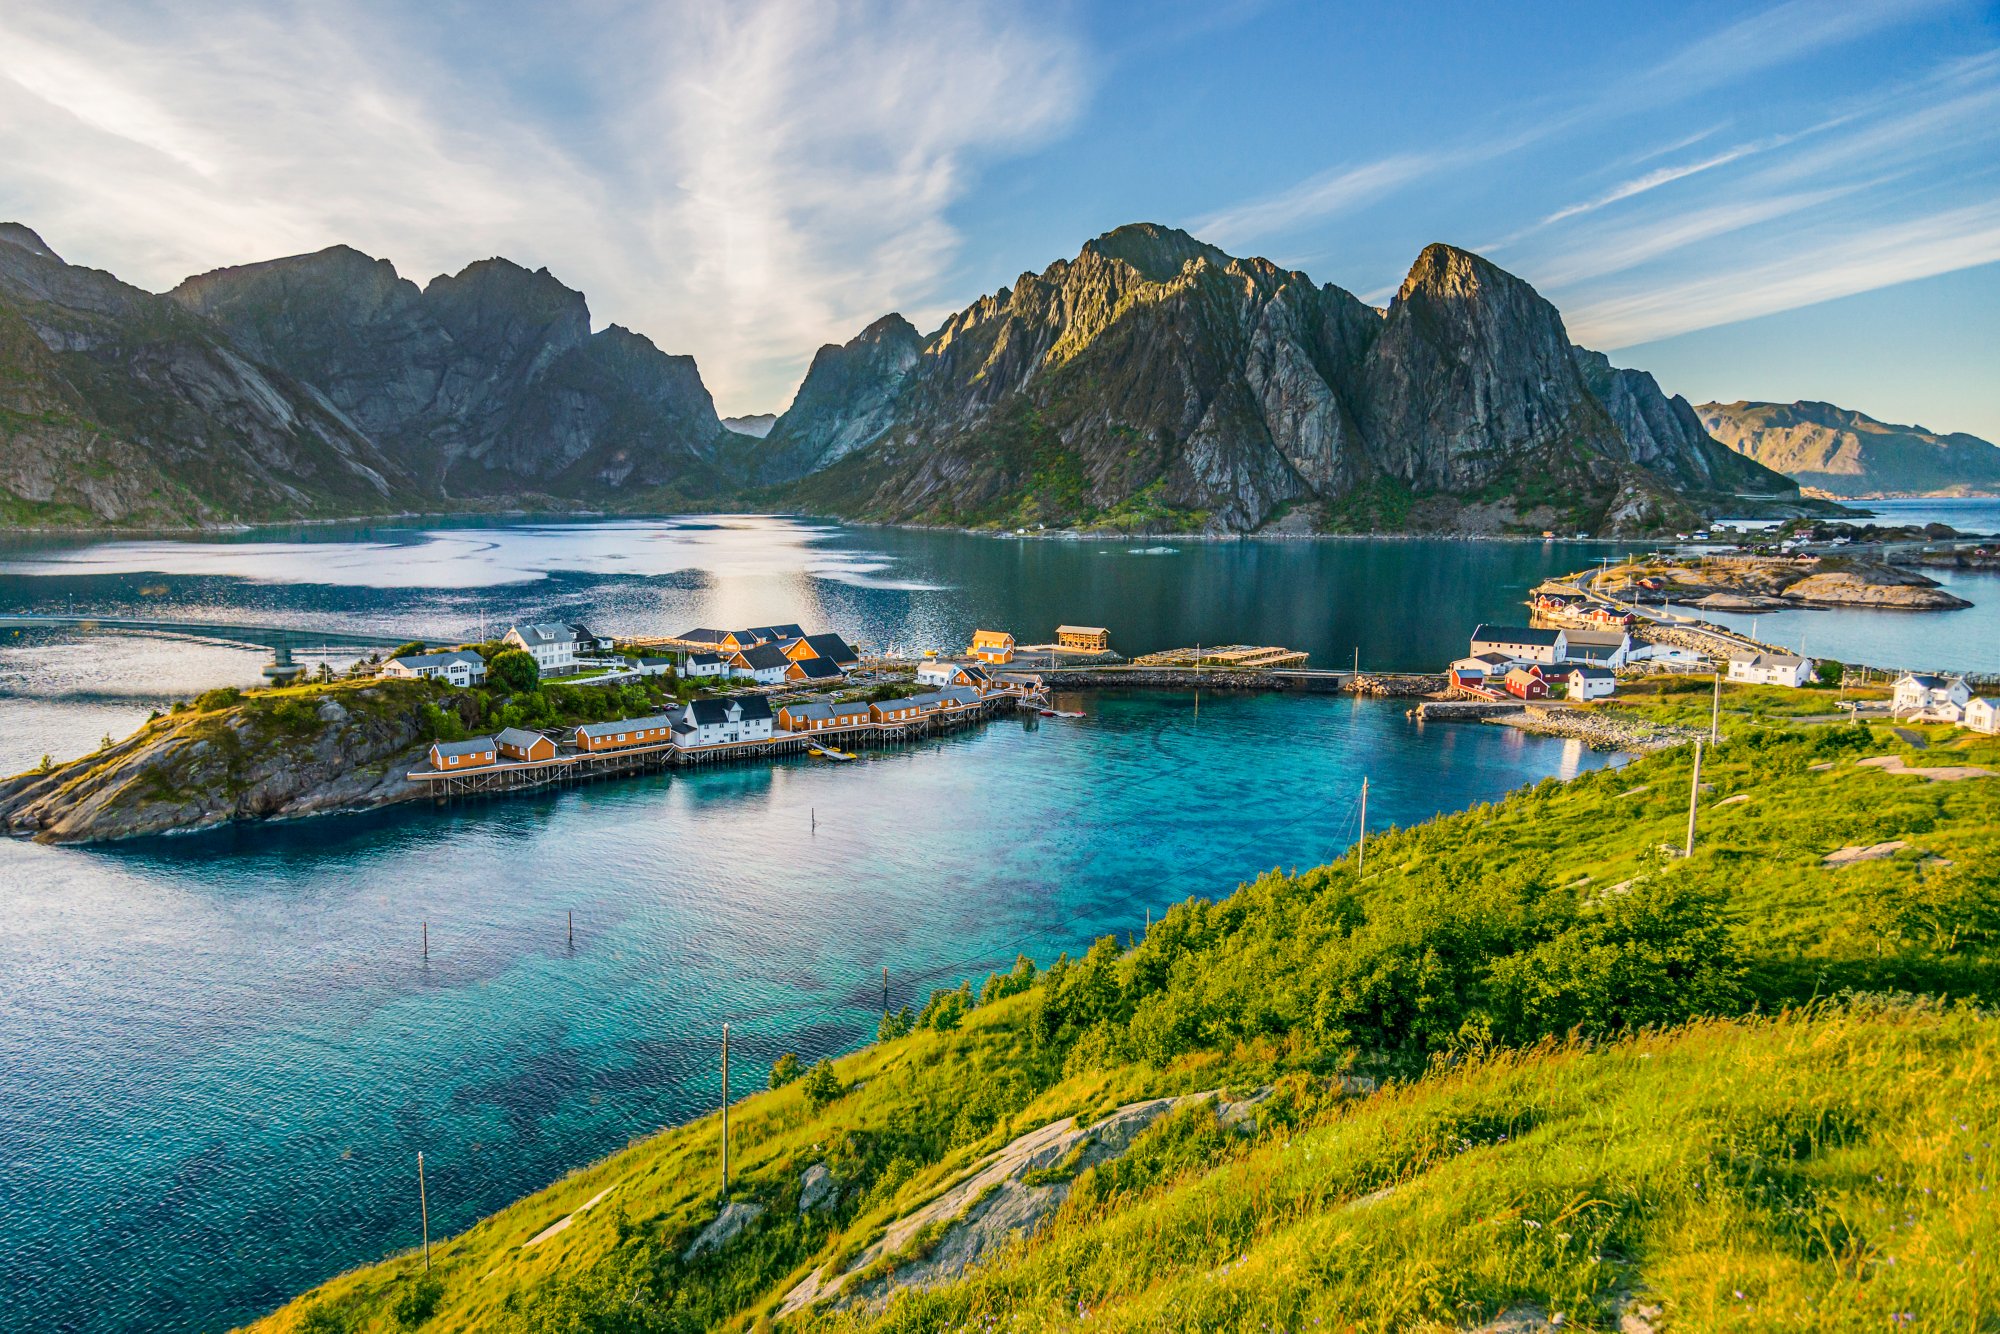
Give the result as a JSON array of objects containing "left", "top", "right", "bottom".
[{"left": 1, "top": 0, "right": 1997, "bottom": 437}]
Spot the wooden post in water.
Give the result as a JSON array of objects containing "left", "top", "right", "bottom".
[
  {"left": 417, "top": 1151, "right": 430, "bottom": 1272},
  {"left": 422, "top": 920, "right": 428, "bottom": 960},
  {"left": 719, "top": 1023, "right": 731, "bottom": 1203},
  {"left": 1685, "top": 740, "right": 1704, "bottom": 858},
  {"left": 1357, "top": 777, "right": 1369, "bottom": 873},
  {"left": 881, "top": 966, "right": 889, "bottom": 1016},
  {"left": 567, "top": 910, "right": 573, "bottom": 947}
]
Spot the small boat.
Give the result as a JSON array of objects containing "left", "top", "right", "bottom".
[
  {"left": 1039, "top": 708, "right": 1083, "bottom": 719},
  {"left": 808, "top": 745, "right": 857, "bottom": 761}
]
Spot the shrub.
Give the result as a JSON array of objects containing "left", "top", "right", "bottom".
[
  {"left": 390, "top": 1272, "right": 442, "bottom": 1327},
  {"left": 389, "top": 641, "right": 429, "bottom": 660},
  {"left": 801, "top": 1060, "right": 845, "bottom": 1111},
  {"left": 194, "top": 686, "right": 243, "bottom": 712},
  {"left": 1815, "top": 658, "right": 1845, "bottom": 686},
  {"left": 769, "top": 1053, "right": 803, "bottom": 1089},
  {"left": 487, "top": 649, "right": 540, "bottom": 694},
  {"left": 877, "top": 1006, "right": 914, "bottom": 1041}
]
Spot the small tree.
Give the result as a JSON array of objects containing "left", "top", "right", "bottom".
[
  {"left": 877, "top": 1006, "right": 913, "bottom": 1041},
  {"left": 389, "top": 641, "right": 428, "bottom": 660},
  {"left": 769, "top": 1052, "right": 803, "bottom": 1089},
  {"left": 487, "top": 648, "right": 540, "bottom": 694},
  {"left": 801, "top": 1059, "right": 844, "bottom": 1110},
  {"left": 1815, "top": 658, "right": 1844, "bottom": 687}
]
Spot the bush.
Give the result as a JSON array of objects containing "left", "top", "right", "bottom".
[
  {"left": 1815, "top": 658, "right": 1845, "bottom": 686},
  {"left": 918, "top": 981, "right": 973, "bottom": 1032},
  {"left": 487, "top": 648, "right": 540, "bottom": 694},
  {"left": 390, "top": 641, "right": 429, "bottom": 660},
  {"left": 390, "top": 1272, "right": 442, "bottom": 1326},
  {"left": 877, "top": 1006, "right": 913, "bottom": 1041},
  {"left": 769, "top": 1053, "right": 803, "bottom": 1089},
  {"left": 801, "top": 1059, "right": 845, "bottom": 1111},
  {"left": 297, "top": 1303, "right": 350, "bottom": 1334},
  {"left": 195, "top": 687, "right": 243, "bottom": 712}
]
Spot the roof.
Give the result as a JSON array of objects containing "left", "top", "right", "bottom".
[
  {"left": 687, "top": 699, "right": 734, "bottom": 725},
  {"left": 431, "top": 737, "right": 494, "bottom": 757},
  {"left": 801, "top": 632, "right": 860, "bottom": 664},
  {"left": 1898, "top": 673, "right": 1952, "bottom": 689},
  {"left": 636, "top": 655, "right": 675, "bottom": 666},
  {"left": 1562, "top": 629, "right": 1630, "bottom": 648},
  {"left": 1057, "top": 625, "right": 1109, "bottom": 636},
  {"left": 971, "top": 629, "right": 1013, "bottom": 644},
  {"left": 1471, "top": 623, "right": 1563, "bottom": 647},
  {"left": 396, "top": 649, "right": 485, "bottom": 669},
  {"left": 575, "top": 714, "right": 676, "bottom": 740},
  {"left": 495, "top": 727, "right": 549, "bottom": 749},
  {"left": 792, "top": 656, "right": 842, "bottom": 680},
  {"left": 782, "top": 702, "right": 835, "bottom": 722},
  {"left": 747, "top": 623, "right": 805, "bottom": 642},
  {"left": 736, "top": 696, "right": 774, "bottom": 721},
  {"left": 508, "top": 621, "right": 577, "bottom": 647},
  {"left": 676, "top": 628, "right": 729, "bottom": 644},
  {"left": 1568, "top": 665, "right": 1616, "bottom": 679},
  {"left": 1730, "top": 652, "right": 1808, "bottom": 668},
  {"left": 829, "top": 700, "right": 874, "bottom": 718},
  {"left": 1504, "top": 668, "right": 1544, "bottom": 684},
  {"left": 688, "top": 653, "right": 728, "bottom": 669},
  {"left": 567, "top": 621, "right": 601, "bottom": 639},
  {"left": 736, "top": 642, "right": 791, "bottom": 670},
  {"left": 935, "top": 686, "right": 983, "bottom": 706},
  {"left": 960, "top": 663, "right": 990, "bottom": 682}
]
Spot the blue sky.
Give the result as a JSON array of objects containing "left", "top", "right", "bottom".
[{"left": 1, "top": 0, "right": 1996, "bottom": 436}]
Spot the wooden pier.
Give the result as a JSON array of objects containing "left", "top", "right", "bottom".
[
  {"left": 409, "top": 696, "right": 1019, "bottom": 801},
  {"left": 1130, "top": 644, "right": 1309, "bottom": 669}
]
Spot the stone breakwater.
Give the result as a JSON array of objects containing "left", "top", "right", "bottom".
[
  {"left": 1045, "top": 668, "right": 1445, "bottom": 697},
  {"left": 1412, "top": 699, "right": 1696, "bottom": 752}
]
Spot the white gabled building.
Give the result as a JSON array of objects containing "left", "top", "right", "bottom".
[
  {"left": 1726, "top": 652, "right": 1815, "bottom": 688},
  {"left": 1560, "top": 629, "right": 1632, "bottom": 669},
  {"left": 1565, "top": 664, "right": 1617, "bottom": 700},
  {"left": 503, "top": 622, "right": 580, "bottom": 675},
  {"left": 381, "top": 649, "right": 488, "bottom": 687},
  {"left": 1468, "top": 624, "right": 1567, "bottom": 666},
  {"left": 728, "top": 642, "right": 792, "bottom": 685},
  {"left": 675, "top": 696, "right": 775, "bottom": 747},
  {"left": 1966, "top": 696, "right": 2000, "bottom": 735},
  {"left": 1893, "top": 673, "right": 1972, "bottom": 719}
]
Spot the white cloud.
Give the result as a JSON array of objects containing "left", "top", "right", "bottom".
[{"left": 0, "top": 1, "right": 1086, "bottom": 413}]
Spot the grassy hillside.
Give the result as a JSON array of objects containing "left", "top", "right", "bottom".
[{"left": 246, "top": 721, "right": 1999, "bottom": 1332}]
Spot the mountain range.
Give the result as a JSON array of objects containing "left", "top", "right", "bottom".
[
  {"left": 1698, "top": 400, "right": 2000, "bottom": 498},
  {"left": 0, "top": 218, "right": 1885, "bottom": 534}
]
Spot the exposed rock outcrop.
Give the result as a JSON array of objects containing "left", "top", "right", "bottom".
[
  {"left": 0, "top": 681, "right": 435, "bottom": 843},
  {"left": 683, "top": 1201, "right": 764, "bottom": 1261}
]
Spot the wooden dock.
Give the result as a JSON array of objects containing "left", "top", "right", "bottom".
[{"left": 1129, "top": 644, "right": 1309, "bottom": 669}]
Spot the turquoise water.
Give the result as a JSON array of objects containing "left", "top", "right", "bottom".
[{"left": 0, "top": 691, "right": 1614, "bottom": 1333}]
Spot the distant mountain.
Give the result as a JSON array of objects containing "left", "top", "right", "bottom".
[
  {"left": 721, "top": 413, "right": 777, "bottom": 438},
  {"left": 0, "top": 224, "right": 418, "bottom": 527},
  {"left": 1696, "top": 400, "right": 2000, "bottom": 498},
  {"left": 765, "top": 224, "right": 1802, "bottom": 535},
  {"left": 172, "top": 247, "right": 736, "bottom": 501}
]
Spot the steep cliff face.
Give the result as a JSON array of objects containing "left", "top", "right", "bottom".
[
  {"left": 774, "top": 225, "right": 1798, "bottom": 534},
  {"left": 0, "top": 225, "right": 417, "bottom": 526},
  {"left": 172, "top": 248, "right": 733, "bottom": 500},
  {"left": 1697, "top": 400, "right": 2000, "bottom": 497}
]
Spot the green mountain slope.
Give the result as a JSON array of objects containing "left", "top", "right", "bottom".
[
  {"left": 1697, "top": 400, "right": 2000, "bottom": 498},
  {"left": 245, "top": 718, "right": 2000, "bottom": 1332}
]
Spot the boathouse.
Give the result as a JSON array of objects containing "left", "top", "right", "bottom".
[
  {"left": 1056, "top": 625, "right": 1111, "bottom": 651},
  {"left": 778, "top": 702, "right": 836, "bottom": 732},
  {"left": 871, "top": 697, "right": 922, "bottom": 723},
  {"left": 969, "top": 629, "right": 1015, "bottom": 664},
  {"left": 1469, "top": 624, "right": 1566, "bottom": 666},
  {"left": 495, "top": 727, "right": 557, "bottom": 762},
  {"left": 575, "top": 715, "right": 676, "bottom": 752},
  {"left": 429, "top": 737, "right": 497, "bottom": 770},
  {"left": 1504, "top": 667, "right": 1549, "bottom": 700},
  {"left": 1565, "top": 665, "right": 1616, "bottom": 700}
]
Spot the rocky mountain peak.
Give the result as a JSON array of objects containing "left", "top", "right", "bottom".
[
  {"left": 1077, "top": 223, "right": 1229, "bottom": 284},
  {"left": 0, "top": 223, "right": 60, "bottom": 260}
]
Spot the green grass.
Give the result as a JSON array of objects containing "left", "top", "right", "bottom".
[
  {"left": 1590, "top": 677, "right": 1894, "bottom": 730},
  {"left": 240, "top": 722, "right": 2000, "bottom": 1332}
]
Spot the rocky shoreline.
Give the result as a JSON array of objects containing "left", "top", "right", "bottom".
[
  {"left": 1412, "top": 699, "right": 1697, "bottom": 752},
  {"left": 1045, "top": 668, "right": 1445, "bottom": 696}
]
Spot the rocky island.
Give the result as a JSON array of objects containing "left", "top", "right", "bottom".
[{"left": 1616, "top": 553, "right": 1971, "bottom": 611}]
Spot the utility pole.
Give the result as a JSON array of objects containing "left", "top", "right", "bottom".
[
  {"left": 1685, "top": 740, "right": 1704, "bottom": 858},
  {"left": 1357, "top": 776, "right": 1369, "bottom": 873},
  {"left": 1710, "top": 671, "right": 1721, "bottom": 745},
  {"left": 719, "top": 1024, "right": 731, "bottom": 1203},
  {"left": 417, "top": 1152, "right": 431, "bottom": 1272}
]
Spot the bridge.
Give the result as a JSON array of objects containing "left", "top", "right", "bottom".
[{"left": 0, "top": 614, "right": 429, "bottom": 682}]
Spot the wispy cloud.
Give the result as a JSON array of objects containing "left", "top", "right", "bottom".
[
  {"left": 0, "top": 0, "right": 1086, "bottom": 413},
  {"left": 1539, "top": 148, "right": 1764, "bottom": 227},
  {"left": 1568, "top": 201, "right": 2000, "bottom": 348},
  {"left": 1190, "top": 152, "right": 1450, "bottom": 252}
]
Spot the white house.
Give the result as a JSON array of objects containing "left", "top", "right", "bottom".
[
  {"left": 1727, "top": 652, "right": 1815, "bottom": 688},
  {"left": 381, "top": 649, "right": 488, "bottom": 687},
  {"left": 684, "top": 652, "right": 729, "bottom": 680},
  {"left": 1966, "top": 696, "right": 2000, "bottom": 734},
  {"left": 1566, "top": 664, "right": 1617, "bottom": 700},
  {"left": 1893, "top": 673, "right": 1972, "bottom": 719},
  {"left": 728, "top": 642, "right": 792, "bottom": 685},
  {"left": 503, "top": 622, "right": 579, "bottom": 675},
  {"left": 1560, "top": 629, "right": 1632, "bottom": 669},
  {"left": 634, "top": 656, "right": 675, "bottom": 678},
  {"left": 676, "top": 696, "right": 775, "bottom": 747},
  {"left": 1468, "top": 624, "right": 1566, "bottom": 666},
  {"left": 916, "top": 660, "right": 990, "bottom": 689}
]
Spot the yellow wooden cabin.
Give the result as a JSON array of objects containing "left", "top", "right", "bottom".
[
  {"left": 1056, "top": 625, "right": 1110, "bottom": 652},
  {"left": 969, "top": 629, "right": 1015, "bottom": 664},
  {"left": 429, "top": 738, "right": 497, "bottom": 770}
]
